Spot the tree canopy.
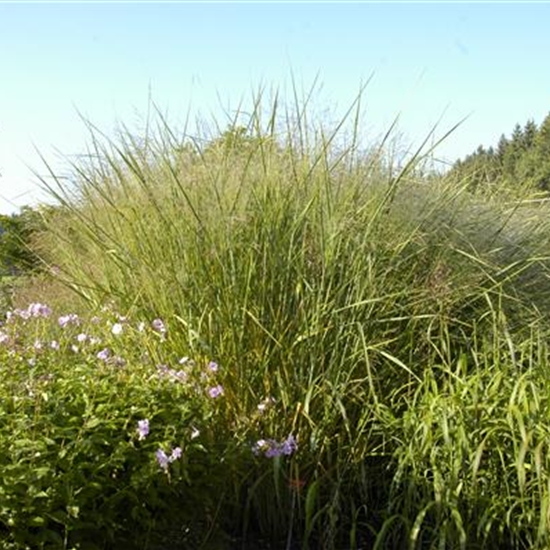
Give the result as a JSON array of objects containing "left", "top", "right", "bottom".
[{"left": 449, "top": 112, "right": 550, "bottom": 195}]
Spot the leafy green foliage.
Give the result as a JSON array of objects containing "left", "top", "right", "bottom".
[{"left": 0, "top": 206, "right": 45, "bottom": 275}]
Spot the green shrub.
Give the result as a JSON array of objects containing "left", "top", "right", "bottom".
[{"left": 0, "top": 206, "right": 46, "bottom": 276}]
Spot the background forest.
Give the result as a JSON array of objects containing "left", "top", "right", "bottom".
[{"left": 449, "top": 112, "right": 550, "bottom": 195}]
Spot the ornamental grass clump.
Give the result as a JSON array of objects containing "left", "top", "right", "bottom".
[{"left": 15, "top": 83, "right": 550, "bottom": 547}]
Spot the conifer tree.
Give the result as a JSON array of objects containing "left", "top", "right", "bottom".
[{"left": 448, "top": 113, "right": 550, "bottom": 195}]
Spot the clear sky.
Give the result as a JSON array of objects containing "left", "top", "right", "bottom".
[{"left": 1, "top": 2, "right": 550, "bottom": 214}]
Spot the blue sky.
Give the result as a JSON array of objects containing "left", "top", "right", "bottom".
[{"left": 1, "top": 2, "right": 550, "bottom": 214}]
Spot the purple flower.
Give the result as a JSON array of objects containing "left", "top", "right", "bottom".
[
  {"left": 28, "top": 303, "right": 52, "bottom": 318},
  {"left": 156, "top": 446, "right": 182, "bottom": 471},
  {"left": 137, "top": 419, "right": 150, "bottom": 440},
  {"left": 155, "top": 449, "right": 170, "bottom": 471},
  {"left": 152, "top": 318, "right": 166, "bottom": 334},
  {"left": 208, "top": 361, "right": 219, "bottom": 373},
  {"left": 33, "top": 339, "right": 43, "bottom": 351},
  {"left": 50, "top": 340, "right": 60, "bottom": 350},
  {"left": 58, "top": 313, "right": 80, "bottom": 328},
  {"left": 157, "top": 365, "right": 187, "bottom": 383},
  {"left": 252, "top": 435, "right": 297, "bottom": 458},
  {"left": 170, "top": 447, "right": 182, "bottom": 461},
  {"left": 172, "top": 370, "right": 188, "bottom": 383},
  {"left": 208, "top": 384, "right": 224, "bottom": 399},
  {"left": 0, "top": 331, "right": 8, "bottom": 345},
  {"left": 281, "top": 434, "right": 298, "bottom": 456},
  {"left": 76, "top": 333, "right": 88, "bottom": 343},
  {"left": 97, "top": 348, "right": 111, "bottom": 362},
  {"left": 264, "top": 441, "right": 283, "bottom": 458},
  {"left": 252, "top": 438, "right": 278, "bottom": 457}
]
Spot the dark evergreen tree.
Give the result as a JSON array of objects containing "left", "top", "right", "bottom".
[
  {"left": 496, "top": 134, "right": 509, "bottom": 164},
  {"left": 531, "top": 113, "right": 550, "bottom": 190},
  {"left": 522, "top": 119, "right": 538, "bottom": 150}
]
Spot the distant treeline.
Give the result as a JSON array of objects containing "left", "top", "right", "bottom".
[{"left": 449, "top": 112, "right": 550, "bottom": 194}]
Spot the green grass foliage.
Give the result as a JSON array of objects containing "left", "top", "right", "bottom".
[{"left": 3, "top": 87, "right": 550, "bottom": 548}]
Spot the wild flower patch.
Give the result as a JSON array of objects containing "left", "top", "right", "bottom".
[
  {"left": 252, "top": 434, "right": 298, "bottom": 458},
  {"left": 0, "top": 302, "right": 294, "bottom": 549}
]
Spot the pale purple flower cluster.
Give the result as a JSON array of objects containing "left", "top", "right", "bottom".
[
  {"left": 97, "top": 348, "right": 111, "bottom": 362},
  {"left": 151, "top": 318, "right": 166, "bottom": 335},
  {"left": 252, "top": 435, "right": 298, "bottom": 458},
  {"left": 27, "top": 303, "right": 53, "bottom": 318},
  {"left": 7, "top": 303, "right": 52, "bottom": 322},
  {"left": 208, "top": 361, "right": 219, "bottom": 373},
  {"left": 157, "top": 364, "right": 188, "bottom": 383},
  {"left": 137, "top": 419, "right": 149, "bottom": 440},
  {"left": 58, "top": 313, "right": 80, "bottom": 328},
  {"left": 155, "top": 446, "right": 182, "bottom": 471},
  {"left": 208, "top": 384, "right": 224, "bottom": 399}
]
